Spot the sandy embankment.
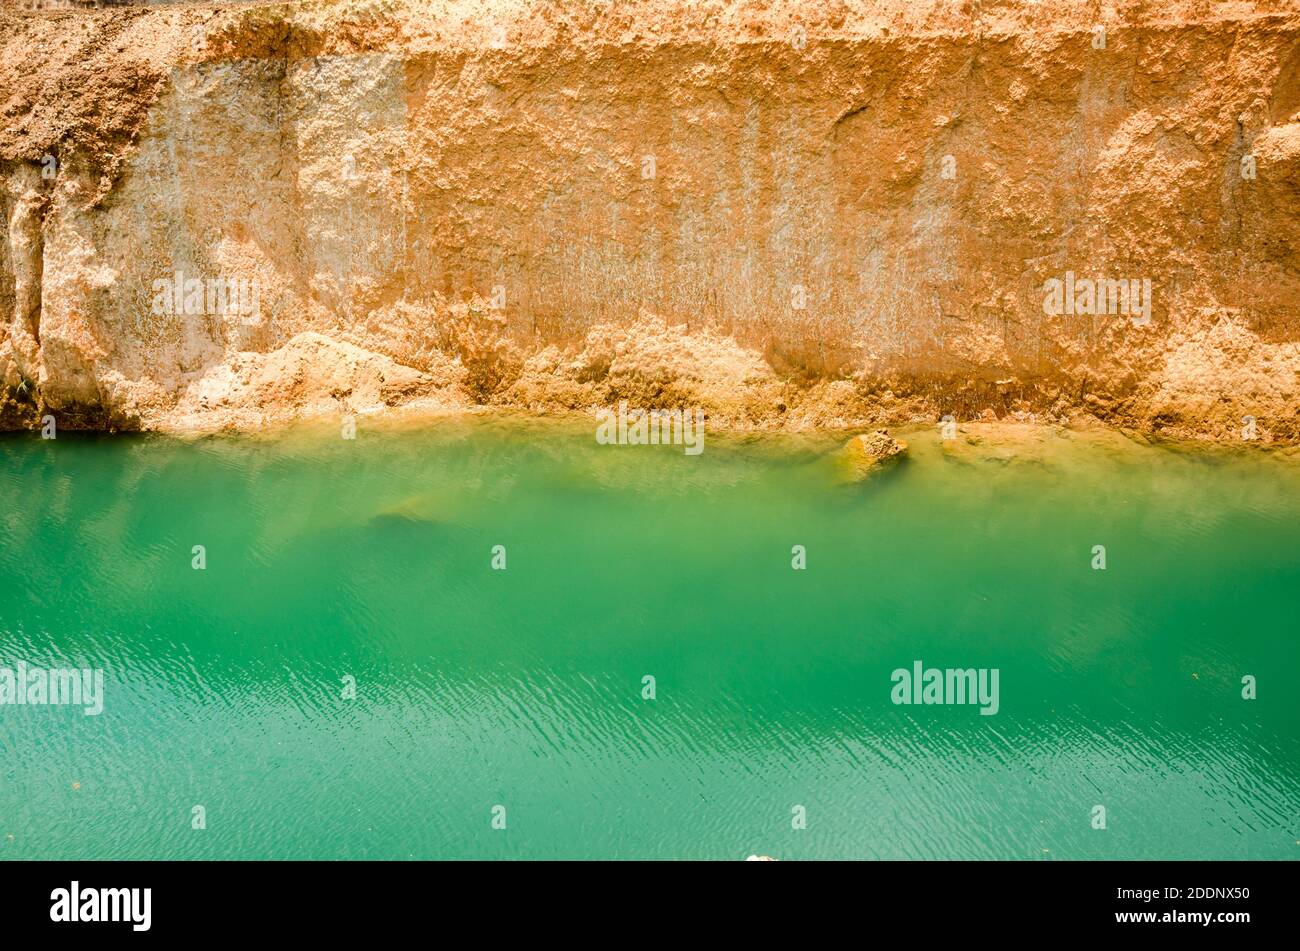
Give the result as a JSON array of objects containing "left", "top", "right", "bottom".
[{"left": 0, "top": 1, "right": 1297, "bottom": 442}]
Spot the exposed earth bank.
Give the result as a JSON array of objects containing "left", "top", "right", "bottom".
[{"left": 1, "top": 0, "right": 1297, "bottom": 442}]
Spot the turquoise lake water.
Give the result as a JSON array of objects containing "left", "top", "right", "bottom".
[{"left": 1, "top": 418, "right": 1297, "bottom": 859}]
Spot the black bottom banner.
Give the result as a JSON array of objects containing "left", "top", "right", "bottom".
[{"left": 0, "top": 859, "right": 1285, "bottom": 939}]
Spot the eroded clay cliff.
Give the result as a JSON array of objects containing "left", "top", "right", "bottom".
[{"left": 1, "top": 0, "right": 1297, "bottom": 439}]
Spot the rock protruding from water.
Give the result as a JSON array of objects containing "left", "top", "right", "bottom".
[{"left": 837, "top": 430, "right": 908, "bottom": 481}]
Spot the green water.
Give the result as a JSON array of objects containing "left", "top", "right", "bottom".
[{"left": 1, "top": 418, "right": 1297, "bottom": 860}]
